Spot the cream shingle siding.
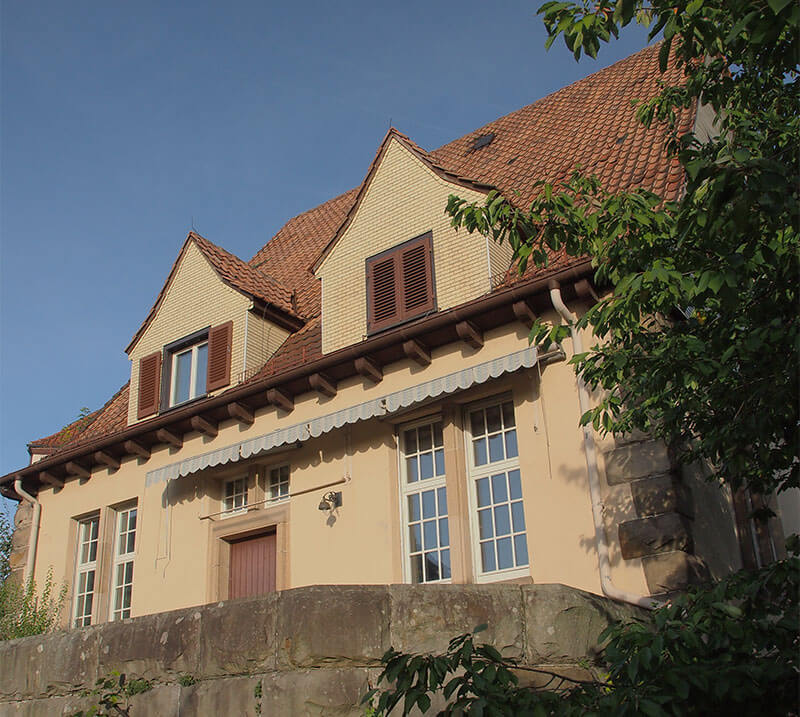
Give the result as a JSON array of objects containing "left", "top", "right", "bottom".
[
  {"left": 243, "top": 313, "right": 290, "bottom": 381},
  {"left": 128, "top": 242, "right": 269, "bottom": 425},
  {"left": 316, "top": 138, "right": 498, "bottom": 354}
]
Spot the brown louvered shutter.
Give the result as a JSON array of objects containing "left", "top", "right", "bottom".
[
  {"left": 207, "top": 321, "right": 233, "bottom": 392},
  {"left": 137, "top": 351, "right": 162, "bottom": 419},
  {"left": 401, "top": 233, "right": 435, "bottom": 317},
  {"left": 367, "top": 253, "right": 401, "bottom": 333}
]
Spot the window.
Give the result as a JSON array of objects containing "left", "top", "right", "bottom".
[
  {"left": 170, "top": 341, "right": 208, "bottom": 406},
  {"left": 400, "top": 420, "right": 450, "bottom": 583},
  {"left": 466, "top": 399, "right": 529, "bottom": 578},
  {"left": 223, "top": 477, "right": 248, "bottom": 515},
  {"left": 110, "top": 504, "right": 137, "bottom": 621},
  {"left": 73, "top": 515, "right": 99, "bottom": 627},
  {"left": 268, "top": 465, "right": 290, "bottom": 502},
  {"left": 366, "top": 232, "right": 435, "bottom": 334}
]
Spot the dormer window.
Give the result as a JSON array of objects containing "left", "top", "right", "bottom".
[
  {"left": 366, "top": 231, "right": 435, "bottom": 334},
  {"left": 165, "top": 331, "right": 209, "bottom": 408}
]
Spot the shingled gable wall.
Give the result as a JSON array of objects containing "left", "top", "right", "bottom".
[
  {"left": 0, "top": 584, "right": 644, "bottom": 716},
  {"left": 127, "top": 241, "right": 289, "bottom": 426},
  {"left": 316, "top": 137, "right": 511, "bottom": 355}
]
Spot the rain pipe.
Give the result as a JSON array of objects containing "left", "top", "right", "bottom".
[
  {"left": 548, "top": 281, "right": 659, "bottom": 610},
  {"left": 14, "top": 478, "right": 41, "bottom": 586}
]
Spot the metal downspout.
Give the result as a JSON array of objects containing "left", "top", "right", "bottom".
[
  {"left": 14, "top": 479, "right": 41, "bottom": 586},
  {"left": 548, "top": 282, "right": 659, "bottom": 610}
]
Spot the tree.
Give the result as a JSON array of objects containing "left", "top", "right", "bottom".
[{"left": 447, "top": 0, "right": 798, "bottom": 498}]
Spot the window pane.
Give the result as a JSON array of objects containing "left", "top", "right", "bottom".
[
  {"left": 408, "top": 494, "right": 420, "bottom": 521},
  {"left": 514, "top": 535, "right": 529, "bottom": 566},
  {"left": 441, "top": 549, "right": 451, "bottom": 579},
  {"left": 194, "top": 343, "right": 208, "bottom": 397},
  {"left": 404, "top": 429, "right": 417, "bottom": 453},
  {"left": 424, "top": 553, "right": 440, "bottom": 582},
  {"left": 491, "top": 473, "right": 508, "bottom": 503},
  {"left": 488, "top": 433, "right": 504, "bottom": 462},
  {"left": 502, "top": 401, "right": 515, "bottom": 428},
  {"left": 419, "top": 452, "right": 434, "bottom": 480},
  {"left": 433, "top": 423, "right": 443, "bottom": 447},
  {"left": 422, "top": 490, "right": 436, "bottom": 519},
  {"left": 173, "top": 350, "right": 192, "bottom": 404},
  {"left": 410, "top": 555, "right": 423, "bottom": 583},
  {"left": 511, "top": 501, "right": 526, "bottom": 532},
  {"left": 494, "top": 504, "right": 511, "bottom": 536},
  {"left": 471, "top": 410, "right": 484, "bottom": 436},
  {"left": 481, "top": 541, "right": 496, "bottom": 572},
  {"left": 505, "top": 430, "right": 518, "bottom": 459},
  {"left": 476, "top": 478, "right": 491, "bottom": 507},
  {"left": 478, "top": 508, "right": 493, "bottom": 539},
  {"left": 509, "top": 469, "right": 522, "bottom": 500},
  {"left": 409, "top": 524, "right": 422, "bottom": 552},
  {"left": 418, "top": 425, "right": 432, "bottom": 451},
  {"left": 423, "top": 520, "right": 437, "bottom": 550},
  {"left": 473, "top": 438, "right": 487, "bottom": 466},
  {"left": 434, "top": 449, "right": 445, "bottom": 476},
  {"left": 406, "top": 457, "right": 419, "bottom": 483},
  {"left": 439, "top": 518, "right": 449, "bottom": 547},
  {"left": 437, "top": 486, "right": 447, "bottom": 514},
  {"left": 497, "top": 537, "right": 514, "bottom": 570},
  {"left": 486, "top": 405, "right": 502, "bottom": 434}
]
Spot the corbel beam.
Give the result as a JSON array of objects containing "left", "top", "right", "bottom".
[
  {"left": 94, "top": 451, "right": 120, "bottom": 471},
  {"left": 227, "top": 401, "right": 254, "bottom": 426},
  {"left": 403, "top": 339, "right": 431, "bottom": 367},
  {"left": 309, "top": 373, "right": 337, "bottom": 398},
  {"left": 354, "top": 356, "right": 382, "bottom": 384},
  {"left": 65, "top": 461, "right": 90, "bottom": 480},
  {"left": 156, "top": 428, "right": 183, "bottom": 449},
  {"left": 455, "top": 320, "right": 484, "bottom": 350},
  {"left": 512, "top": 300, "right": 536, "bottom": 328},
  {"left": 124, "top": 440, "right": 150, "bottom": 461},
  {"left": 267, "top": 388, "right": 294, "bottom": 413},
  {"left": 39, "top": 470, "right": 65, "bottom": 489},
  {"left": 190, "top": 415, "right": 218, "bottom": 438}
]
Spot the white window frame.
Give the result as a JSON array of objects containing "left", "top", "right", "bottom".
[
  {"left": 169, "top": 340, "right": 208, "bottom": 407},
  {"left": 398, "top": 416, "right": 451, "bottom": 584},
  {"left": 72, "top": 514, "right": 100, "bottom": 627},
  {"left": 109, "top": 503, "right": 137, "bottom": 621},
  {"left": 267, "top": 465, "right": 290, "bottom": 503},
  {"left": 464, "top": 395, "right": 529, "bottom": 583},
  {"left": 222, "top": 476, "right": 249, "bottom": 516}
]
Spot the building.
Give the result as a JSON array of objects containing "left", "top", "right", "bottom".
[{"left": 1, "top": 45, "right": 781, "bottom": 629}]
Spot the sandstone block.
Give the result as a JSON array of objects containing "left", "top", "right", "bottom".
[
  {"left": 199, "top": 593, "right": 279, "bottom": 677},
  {"left": 629, "top": 475, "right": 693, "bottom": 518},
  {"left": 618, "top": 513, "right": 692, "bottom": 559},
  {"left": 179, "top": 676, "right": 260, "bottom": 716},
  {"left": 642, "top": 551, "right": 710, "bottom": 594},
  {"left": 260, "top": 668, "right": 371, "bottom": 716},
  {"left": 276, "top": 585, "right": 390, "bottom": 668},
  {"left": 522, "top": 584, "right": 644, "bottom": 665},
  {"left": 127, "top": 684, "right": 180, "bottom": 716},
  {"left": 389, "top": 584, "right": 524, "bottom": 659},
  {"left": 604, "top": 441, "right": 671, "bottom": 485}
]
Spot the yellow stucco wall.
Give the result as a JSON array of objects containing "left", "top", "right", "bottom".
[
  {"left": 316, "top": 138, "right": 496, "bottom": 354},
  {"left": 33, "top": 316, "right": 665, "bottom": 627}
]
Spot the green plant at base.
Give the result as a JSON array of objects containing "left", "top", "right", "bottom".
[
  {"left": 0, "top": 567, "right": 67, "bottom": 641},
  {"left": 177, "top": 673, "right": 197, "bottom": 687},
  {"left": 73, "top": 672, "right": 153, "bottom": 717}
]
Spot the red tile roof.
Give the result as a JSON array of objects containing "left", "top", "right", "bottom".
[{"left": 31, "top": 44, "right": 692, "bottom": 457}]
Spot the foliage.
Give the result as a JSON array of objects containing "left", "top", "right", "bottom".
[
  {"left": 177, "top": 673, "right": 197, "bottom": 687},
  {"left": 0, "top": 508, "right": 12, "bottom": 586},
  {"left": 364, "top": 555, "right": 799, "bottom": 716},
  {"left": 0, "top": 567, "right": 67, "bottom": 641},
  {"left": 446, "top": 0, "right": 799, "bottom": 496},
  {"left": 73, "top": 672, "right": 153, "bottom": 717}
]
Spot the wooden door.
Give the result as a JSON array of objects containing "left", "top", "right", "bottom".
[{"left": 228, "top": 531, "right": 276, "bottom": 599}]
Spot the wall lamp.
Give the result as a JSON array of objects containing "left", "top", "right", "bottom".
[{"left": 318, "top": 491, "right": 342, "bottom": 511}]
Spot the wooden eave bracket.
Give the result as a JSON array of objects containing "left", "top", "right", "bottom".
[
  {"left": 190, "top": 415, "right": 218, "bottom": 438},
  {"left": 156, "top": 428, "right": 183, "bottom": 449},
  {"left": 403, "top": 339, "right": 431, "bottom": 367},
  {"left": 94, "top": 451, "right": 120, "bottom": 471},
  {"left": 512, "top": 300, "right": 536, "bottom": 328},
  {"left": 267, "top": 388, "right": 294, "bottom": 413},
  {"left": 39, "top": 470, "right": 65, "bottom": 489},
  {"left": 455, "top": 320, "right": 484, "bottom": 350},
  {"left": 124, "top": 440, "right": 150, "bottom": 461},
  {"left": 354, "top": 356, "right": 382, "bottom": 384},
  {"left": 65, "top": 461, "right": 90, "bottom": 481},
  {"left": 227, "top": 401, "right": 255, "bottom": 426},
  {"left": 309, "top": 373, "right": 337, "bottom": 398}
]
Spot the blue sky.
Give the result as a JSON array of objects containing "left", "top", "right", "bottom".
[{"left": 0, "top": 1, "right": 650, "bottom": 506}]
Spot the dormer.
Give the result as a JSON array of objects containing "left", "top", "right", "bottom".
[
  {"left": 125, "top": 233, "right": 303, "bottom": 426},
  {"left": 313, "top": 130, "right": 513, "bottom": 355}
]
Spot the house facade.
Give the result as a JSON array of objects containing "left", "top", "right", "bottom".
[{"left": 2, "top": 45, "right": 786, "bottom": 629}]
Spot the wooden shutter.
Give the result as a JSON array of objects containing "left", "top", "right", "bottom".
[
  {"left": 367, "top": 232, "right": 435, "bottom": 334},
  {"left": 137, "top": 351, "right": 162, "bottom": 419},
  {"left": 207, "top": 321, "right": 233, "bottom": 392}
]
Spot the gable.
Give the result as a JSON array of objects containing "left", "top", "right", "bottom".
[{"left": 316, "top": 137, "right": 507, "bottom": 354}]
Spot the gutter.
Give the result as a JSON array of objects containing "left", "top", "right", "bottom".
[
  {"left": 549, "top": 281, "right": 660, "bottom": 610},
  {"left": 14, "top": 479, "right": 41, "bottom": 585},
  {"left": 0, "top": 260, "right": 592, "bottom": 495}
]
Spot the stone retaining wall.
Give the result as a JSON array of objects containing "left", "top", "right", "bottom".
[{"left": 0, "top": 584, "right": 642, "bottom": 716}]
